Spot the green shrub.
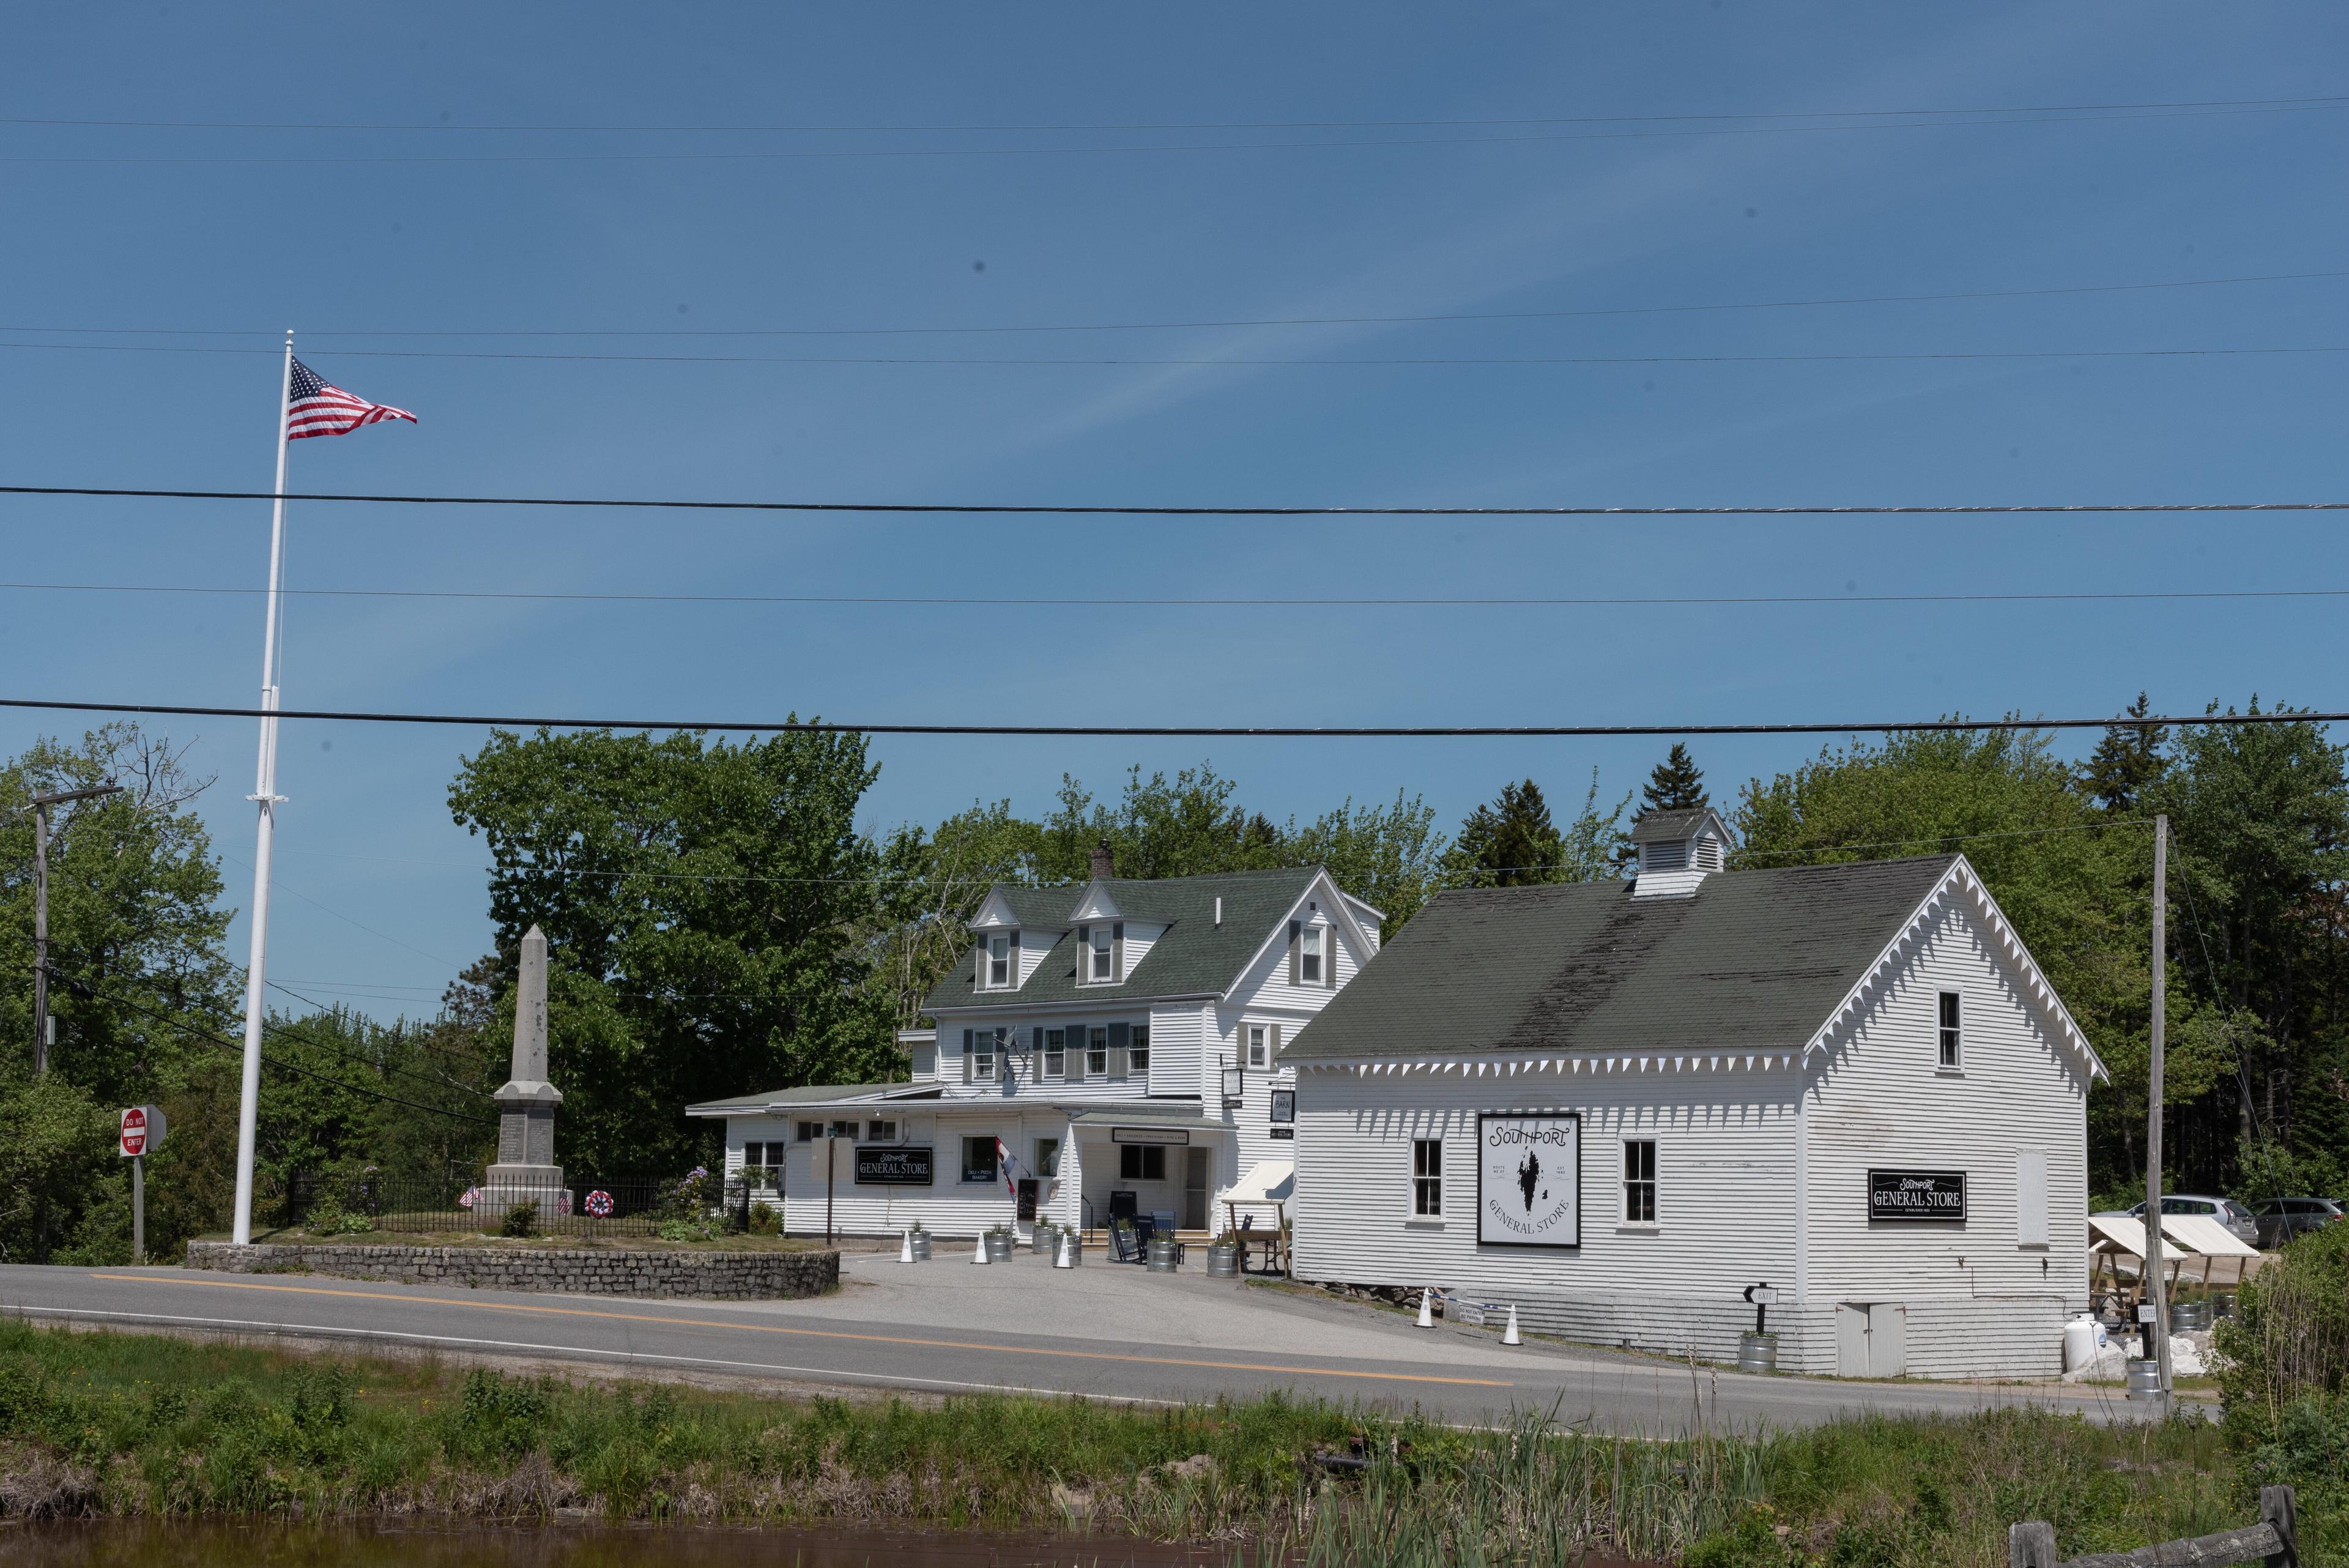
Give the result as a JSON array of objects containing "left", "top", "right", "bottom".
[
  {"left": 746, "top": 1201, "right": 779, "bottom": 1236},
  {"left": 302, "top": 1195, "right": 374, "bottom": 1236},
  {"left": 1685, "top": 1503, "right": 1801, "bottom": 1566},
  {"left": 2217, "top": 1218, "right": 2349, "bottom": 1529},
  {"left": 499, "top": 1201, "right": 539, "bottom": 1238},
  {"left": 657, "top": 1218, "right": 712, "bottom": 1243}
]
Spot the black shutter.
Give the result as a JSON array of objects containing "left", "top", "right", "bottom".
[
  {"left": 1112, "top": 921, "right": 1124, "bottom": 981},
  {"left": 1289, "top": 920, "right": 1302, "bottom": 984},
  {"left": 962, "top": 1027, "right": 974, "bottom": 1084},
  {"left": 1108, "top": 1020, "right": 1130, "bottom": 1080}
]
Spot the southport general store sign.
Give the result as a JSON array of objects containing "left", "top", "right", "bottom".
[{"left": 1868, "top": 1168, "right": 1966, "bottom": 1221}]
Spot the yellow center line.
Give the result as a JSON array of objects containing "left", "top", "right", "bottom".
[{"left": 92, "top": 1274, "right": 1514, "bottom": 1389}]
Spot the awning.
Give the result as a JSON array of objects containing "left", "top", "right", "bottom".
[{"left": 1220, "top": 1159, "right": 1294, "bottom": 1206}]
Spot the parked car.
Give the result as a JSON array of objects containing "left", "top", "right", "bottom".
[
  {"left": 2248, "top": 1197, "right": 2345, "bottom": 1249},
  {"left": 2105, "top": 1195, "right": 2262, "bottom": 1246}
]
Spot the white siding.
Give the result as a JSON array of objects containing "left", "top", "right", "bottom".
[
  {"left": 1143, "top": 1003, "right": 1206, "bottom": 1098},
  {"left": 1802, "top": 897, "right": 2091, "bottom": 1307},
  {"left": 1291, "top": 1062, "right": 1802, "bottom": 1301}
]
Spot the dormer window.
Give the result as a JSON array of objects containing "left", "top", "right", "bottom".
[{"left": 987, "top": 932, "right": 1012, "bottom": 987}]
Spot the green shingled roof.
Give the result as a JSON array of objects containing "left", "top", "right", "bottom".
[
  {"left": 923, "top": 866, "right": 1332, "bottom": 1014},
  {"left": 1281, "top": 855, "right": 1961, "bottom": 1061}
]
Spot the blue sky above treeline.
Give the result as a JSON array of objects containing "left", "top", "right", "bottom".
[{"left": 1, "top": 4, "right": 2343, "bottom": 1016}]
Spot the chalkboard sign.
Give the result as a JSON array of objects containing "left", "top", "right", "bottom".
[
  {"left": 856, "top": 1145, "right": 933, "bottom": 1186},
  {"left": 1869, "top": 1169, "right": 1965, "bottom": 1221}
]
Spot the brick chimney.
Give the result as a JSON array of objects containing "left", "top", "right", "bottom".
[{"left": 1089, "top": 839, "right": 1115, "bottom": 882}]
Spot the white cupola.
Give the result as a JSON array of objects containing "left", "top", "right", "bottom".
[{"left": 1628, "top": 806, "right": 1732, "bottom": 898}]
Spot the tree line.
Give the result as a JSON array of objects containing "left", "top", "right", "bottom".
[{"left": 1, "top": 702, "right": 2340, "bottom": 1260}]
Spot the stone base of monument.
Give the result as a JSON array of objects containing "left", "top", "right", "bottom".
[
  {"left": 186, "top": 1240, "right": 839, "bottom": 1300},
  {"left": 477, "top": 1170, "right": 569, "bottom": 1227}
]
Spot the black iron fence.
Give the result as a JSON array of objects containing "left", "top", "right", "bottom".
[{"left": 269, "top": 1167, "right": 773, "bottom": 1242}]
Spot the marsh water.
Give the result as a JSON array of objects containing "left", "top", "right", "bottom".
[{"left": 4, "top": 1520, "right": 1659, "bottom": 1567}]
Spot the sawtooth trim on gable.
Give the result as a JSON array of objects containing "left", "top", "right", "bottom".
[{"left": 1799, "top": 855, "right": 2106, "bottom": 1082}]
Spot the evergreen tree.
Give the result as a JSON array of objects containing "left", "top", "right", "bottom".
[
  {"left": 1641, "top": 744, "right": 1708, "bottom": 812},
  {"left": 2081, "top": 693, "right": 2170, "bottom": 812},
  {"left": 1443, "top": 780, "right": 1565, "bottom": 887}
]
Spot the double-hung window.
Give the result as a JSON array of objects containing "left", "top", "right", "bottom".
[
  {"left": 973, "top": 1029, "right": 997, "bottom": 1082},
  {"left": 742, "top": 1140, "right": 766, "bottom": 1175},
  {"left": 1086, "top": 1026, "right": 1108, "bottom": 1077},
  {"left": 795, "top": 1120, "right": 820, "bottom": 1143},
  {"left": 1412, "top": 1139, "right": 1442, "bottom": 1216},
  {"left": 866, "top": 1120, "right": 897, "bottom": 1142},
  {"left": 1130, "top": 1024, "right": 1151, "bottom": 1074},
  {"left": 1623, "top": 1140, "right": 1657, "bottom": 1224},
  {"left": 987, "top": 932, "right": 1012, "bottom": 987},
  {"left": 1247, "top": 1025, "right": 1269, "bottom": 1069},
  {"left": 1042, "top": 1027, "right": 1066, "bottom": 1080},
  {"left": 1090, "top": 925, "right": 1113, "bottom": 981},
  {"left": 1301, "top": 926, "right": 1323, "bottom": 983},
  {"left": 1938, "top": 992, "right": 1962, "bottom": 1069}
]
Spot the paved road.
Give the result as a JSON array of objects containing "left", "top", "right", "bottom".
[{"left": 0, "top": 1260, "right": 2155, "bottom": 1433}]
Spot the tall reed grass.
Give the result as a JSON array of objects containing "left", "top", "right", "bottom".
[{"left": 0, "top": 1320, "right": 2318, "bottom": 1566}]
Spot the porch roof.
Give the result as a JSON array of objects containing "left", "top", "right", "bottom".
[{"left": 683, "top": 1082, "right": 945, "bottom": 1118}]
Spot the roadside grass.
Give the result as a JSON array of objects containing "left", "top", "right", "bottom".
[{"left": 0, "top": 1321, "right": 2328, "bottom": 1566}]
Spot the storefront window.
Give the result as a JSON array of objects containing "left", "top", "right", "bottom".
[
  {"left": 1035, "top": 1137, "right": 1061, "bottom": 1179},
  {"left": 1120, "top": 1144, "right": 1166, "bottom": 1181},
  {"left": 962, "top": 1136, "right": 999, "bottom": 1184}
]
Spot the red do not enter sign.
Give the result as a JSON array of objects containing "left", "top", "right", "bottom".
[{"left": 119, "top": 1104, "right": 166, "bottom": 1158}]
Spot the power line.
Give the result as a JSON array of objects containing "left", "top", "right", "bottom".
[
  {"left": 1, "top": 578, "right": 2345, "bottom": 611},
  {"left": 3, "top": 100, "right": 2341, "bottom": 165},
  {"left": 10, "top": 338, "right": 2349, "bottom": 368},
  {"left": 13, "top": 266, "right": 2342, "bottom": 340},
  {"left": 9, "top": 92, "right": 2343, "bottom": 135},
  {"left": 0, "top": 694, "right": 2337, "bottom": 740},
  {"left": 6, "top": 485, "right": 2345, "bottom": 517}
]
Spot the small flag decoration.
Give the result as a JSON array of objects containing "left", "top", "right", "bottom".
[{"left": 286, "top": 357, "right": 416, "bottom": 440}]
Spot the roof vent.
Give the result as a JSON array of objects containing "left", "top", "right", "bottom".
[
  {"left": 1089, "top": 839, "right": 1116, "bottom": 882},
  {"left": 1628, "top": 808, "right": 1731, "bottom": 898}
]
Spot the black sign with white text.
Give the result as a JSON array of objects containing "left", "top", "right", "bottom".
[
  {"left": 1868, "top": 1169, "right": 1965, "bottom": 1221},
  {"left": 855, "top": 1145, "right": 933, "bottom": 1186}
]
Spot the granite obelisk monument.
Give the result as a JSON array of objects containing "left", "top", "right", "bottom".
[{"left": 486, "top": 924, "right": 565, "bottom": 1211}]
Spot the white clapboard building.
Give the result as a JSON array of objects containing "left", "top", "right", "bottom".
[
  {"left": 686, "top": 847, "right": 1378, "bottom": 1238},
  {"left": 1280, "top": 807, "right": 2104, "bottom": 1380}
]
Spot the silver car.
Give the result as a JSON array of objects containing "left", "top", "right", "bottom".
[
  {"left": 2248, "top": 1197, "right": 2345, "bottom": 1249},
  {"left": 2120, "top": 1195, "right": 2261, "bottom": 1246}
]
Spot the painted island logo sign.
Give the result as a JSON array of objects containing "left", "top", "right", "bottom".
[
  {"left": 1477, "top": 1112, "right": 1581, "bottom": 1248},
  {"left": 855, "top": 1145, "right": 934, "bottom": 1186},
  {"left": 1868, "top": 1169, "right": 1966, "bottom": 1221}
]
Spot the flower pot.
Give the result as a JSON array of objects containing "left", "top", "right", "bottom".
[
  {"left": 1031, "top": 1225, "right": 1059, "bottom": 1255},
  {"left": 985, "top": 1232, "right": 1014, "bottom": 1263},
  {"left": 1146, "top": 1237, "right": 1179, "bottom": 1273},
  {"left": 1206, "top": 1244, "right": 1239, "bottom": 1279},
  {"left": 1737, "top": 1332, "right": 1777, "bottom": 1373},
  {"left": 2124, "top": 1358, "right": 2166, "bottom": 1402},
  {"left": 909, "top": 1232, "right": 932, "bottom": 1261}
]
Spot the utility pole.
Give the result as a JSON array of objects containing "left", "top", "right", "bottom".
[
  {"left": 23, "top": 781, "right": 124, "bottom": 1075},
  {"left": 2143, "top": 813, "right": 2173, "bottom": 1405}
]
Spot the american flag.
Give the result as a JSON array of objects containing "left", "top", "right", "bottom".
[{"left": 286, "top": 357, "right": 416, "bottom": 440}]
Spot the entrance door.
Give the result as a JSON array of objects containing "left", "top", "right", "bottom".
[{"left": 1183, "top": 1148, "right": 1211, "bottom": 1230}]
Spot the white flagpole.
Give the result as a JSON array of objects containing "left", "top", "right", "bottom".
[{"left": 231, "top": 333, "right": 295, "bottom": 1246}]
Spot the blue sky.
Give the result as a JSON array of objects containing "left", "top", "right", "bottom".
[{"left": 3, "top": 4, "right": 2345, "bottom": 1020}]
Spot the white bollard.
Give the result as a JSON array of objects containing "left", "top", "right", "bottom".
[
  {"left": 899, "top": 1230, "right": 915, "bottom": 1264},
  {"left": 1417, "top": 1287, "right": 1436, "bottom": 1329},
  {"left": 1055, "top": 1230, "right": 1074, "bottom": 1269},
  {"left": 971, "top": 1233, "right": 991, "bottom": 1265},
  {"left": 1502, "top": 1304, "right": 1522, "bottom": 1347}
]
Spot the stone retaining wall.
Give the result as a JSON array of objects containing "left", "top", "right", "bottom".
[{"left": 184, "top": 1241, "right": 837, "bottom": 1300}]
